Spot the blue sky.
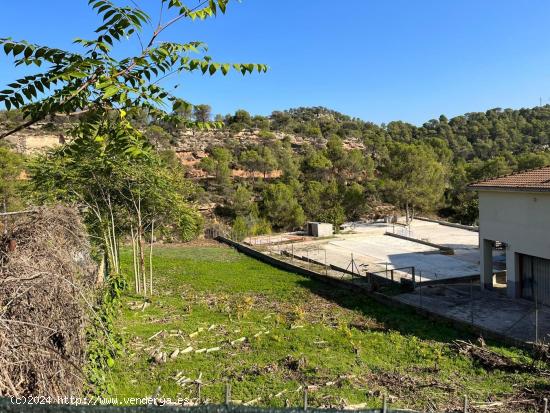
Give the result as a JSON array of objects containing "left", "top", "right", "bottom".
[{"left": 2, "top": 0, "right": 550, "bottom": 125}]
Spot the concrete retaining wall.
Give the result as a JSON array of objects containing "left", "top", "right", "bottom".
[
  {"left": 280, "top": 249, "right": 397, "bottom": 287},
  {"left": 416, "top": 217, "right": 479, "bottom": 232},
  {"left": 216, "top": 237, "right": 358, "bottom": 292},
  {"left": 384, "top": 232, "right": 454, "bottom": 254},
  {"left": 418, "top": 274, "right": 479, "bottom": 287}
]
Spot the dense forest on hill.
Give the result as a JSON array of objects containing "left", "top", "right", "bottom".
[
  {"left": 3, "top": 105, "right": 550, "bottom": 234},
  {"left": 187, "top": 105, "right": 550, "bottom": 234}
]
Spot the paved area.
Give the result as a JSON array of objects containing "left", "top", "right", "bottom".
[
  {"left": 328, "top": 236, "right": 479, "bottom": 279},
  {"left": 278, "top": 220, "right": 483, "bottom": 282},
  {"left": 390, "top": 220, "right": 485, "bottom": 265},
  {"left": 398, "top": 220, "right": 479, "bottom": 250},
  {"left": 396, "top": 284, "right": 550, "bottom": 343}
]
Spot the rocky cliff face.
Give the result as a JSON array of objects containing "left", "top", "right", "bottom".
[
  {"left": 2, "top": 122, "right": 68, "bottom": 154},
  {"left": 173, "top": 128, "right": 364, "bottom": 152},
  {"left": 3, "top": 121, "right": 365, "bottom": 155}
]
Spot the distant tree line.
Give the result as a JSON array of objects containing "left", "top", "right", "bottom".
[
  {"left": 3, "top": 104, "right": 550, "bottom": 238},
  {"left": 182, "top": 106, "right": 549, "bottom": 236}
]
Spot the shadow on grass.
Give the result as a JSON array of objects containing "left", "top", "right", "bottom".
[{"left": 295, "top": 276, "right": 475, "bottom": 345}]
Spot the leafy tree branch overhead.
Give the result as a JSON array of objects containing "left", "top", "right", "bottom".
[{"left": 0, "top": 0, "right": 268, "bottom": 139}]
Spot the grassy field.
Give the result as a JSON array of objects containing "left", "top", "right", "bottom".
[{"left": 108, "top": 241, "right": 548, "bottom": 412}]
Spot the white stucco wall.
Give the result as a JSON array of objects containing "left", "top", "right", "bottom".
[
  {"left": 479, "top": 190, "right": 550, "bottom": 259},
  {"left": 478, "top": 190, "right": 550, "bottom": 297},
  {"left": 307, "top": 222, "right": 334, "bottom": 237}
]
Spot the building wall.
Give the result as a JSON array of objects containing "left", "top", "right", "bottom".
[
  {"left": 478, "top": 190, "right": 550, "bottom": 297},
  {"left": 307, "top": 222, "right": 334, "bottom": 237},
  {"left": 315, "top": 223, "right": 333, "bottom": 237}
]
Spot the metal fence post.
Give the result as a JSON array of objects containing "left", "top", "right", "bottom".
[
  {"left": 536, "top": 306, "right": 539, "bottom": 344},
  {"left": 382, "top": 394, "right": 387, "bottom": 413},
  {"left": 419, "top": 271, "right": 423, "bottom": 308},
  {"left": 463, "top": 395, "right": 468, "bottom": 413},
  {"left": 303, "top": 387, "right": 308, "bottom": 411},
  {"left": 225, "top": 383, "right": 231, "bottom": 405},
  {"left": 150, "top": 386, "right": 161, "bottom": 406},
  {"left": 535, "top": 274, "right": 539, "bottom": 344},
  {"left": 543, "top": 397, "right": 548, "bottom": 413},
  {"left": 470, "top": 278, "right": 474, "bottom": 326}
]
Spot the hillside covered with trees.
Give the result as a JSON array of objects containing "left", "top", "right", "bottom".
[
  {"left": 150, "top": 104, "right": 550, "bottom": 233},
  {"left": 3, "top": 104, "right": 550, "bottom": 236}
]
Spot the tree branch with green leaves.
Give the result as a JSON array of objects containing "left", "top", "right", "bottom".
[{"left": 0, "top": 0, "right": 267, "bottom": 139}]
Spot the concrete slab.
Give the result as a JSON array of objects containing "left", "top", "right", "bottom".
[
  {"left": 271, "top": 220, "right": 484, "bottom": 283},
  {"left": 389, "top": 220, "right": 485, "bottom": 266},
  {"left": 395, "top": 284, "right": 550, "bottom": 343},
  {"left": 289, "top": 234, "right": 479, "bottom": 282},
  {"left": 404, "top": 220, "right": 479, "bottom": 250}
]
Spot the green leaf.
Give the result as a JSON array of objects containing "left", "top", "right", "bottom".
[
  {"left": 34, "top": 47, "right": 46, "bottom": 58},
  {"left": 24, "top": 46, "right": 33, "bottom": 59},
  {"left": 189, "top": 60, "right": 199, "bottom": 71},
  {"left": 27, "top": 84, "right": 37, "bottom": 97},
  {"left": 12, "top": 44, "right": 25, "bottom": 57},
  {"left": 208, "top": 63, "right": 219, "bottom": 75},
  {"left": 67, "top": 70, "right": 88, "bottom": 79},
  {"left": 3, "top": 43, "right": 13, "bottom": 55},
  {"left": 102, "top": 85, "right": 119, "bottom": 99},
  {"left": 96, "top": 80, "right": 112, "bottom": 89}
]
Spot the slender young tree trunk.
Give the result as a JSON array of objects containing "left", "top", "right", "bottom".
[
  {"left": 149, "top": 219, "right": 154, "bottom": 295},
  {"left": 405, "top": 201, "right": 410, "bottom": 225},
  {"left": 111, "top": 221, "right": 118, "bottom": 273},
  {"left": 139, "top": 228, "right": 146, "bottom": 296},
  {"left": 131, "top": 226, "right": 140, "bottom": 293},
  {"left": 137, "top": 197, "right": 147, "bottom": 296},
  {"left": 110, "top": 226, "right": 118, "bottom": 274},
  {"left": 108, "top": 198, "right": 119, "bottom": 273},
  {"left": 105, "top": 223, "right": 115, "bottom": 271}
]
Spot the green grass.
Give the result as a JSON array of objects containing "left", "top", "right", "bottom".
[{"left": 108, "top": 242, "right": 547, "bottom": 412}]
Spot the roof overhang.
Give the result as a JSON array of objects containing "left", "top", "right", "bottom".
[{"left": 468, "top": 185, "right": 550, "bottom": 193}]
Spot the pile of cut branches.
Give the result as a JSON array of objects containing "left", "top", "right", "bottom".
[
  {"left": 0, "top": 206, "right": 97, "bottom": 397},
  {"left": 452, "top": 339, "right": 533, "bottom": 372}
]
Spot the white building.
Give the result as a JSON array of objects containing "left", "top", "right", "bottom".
[
  {"left": 306, "top": 222, "right": 333, "bottom": 237},
  {"left": 470, "top": 166, "right": 550, "bottom": 306}
]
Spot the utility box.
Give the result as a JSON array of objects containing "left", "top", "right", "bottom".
[{"left": 306, "top": 222, "right": 333, "bottom": 237}]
